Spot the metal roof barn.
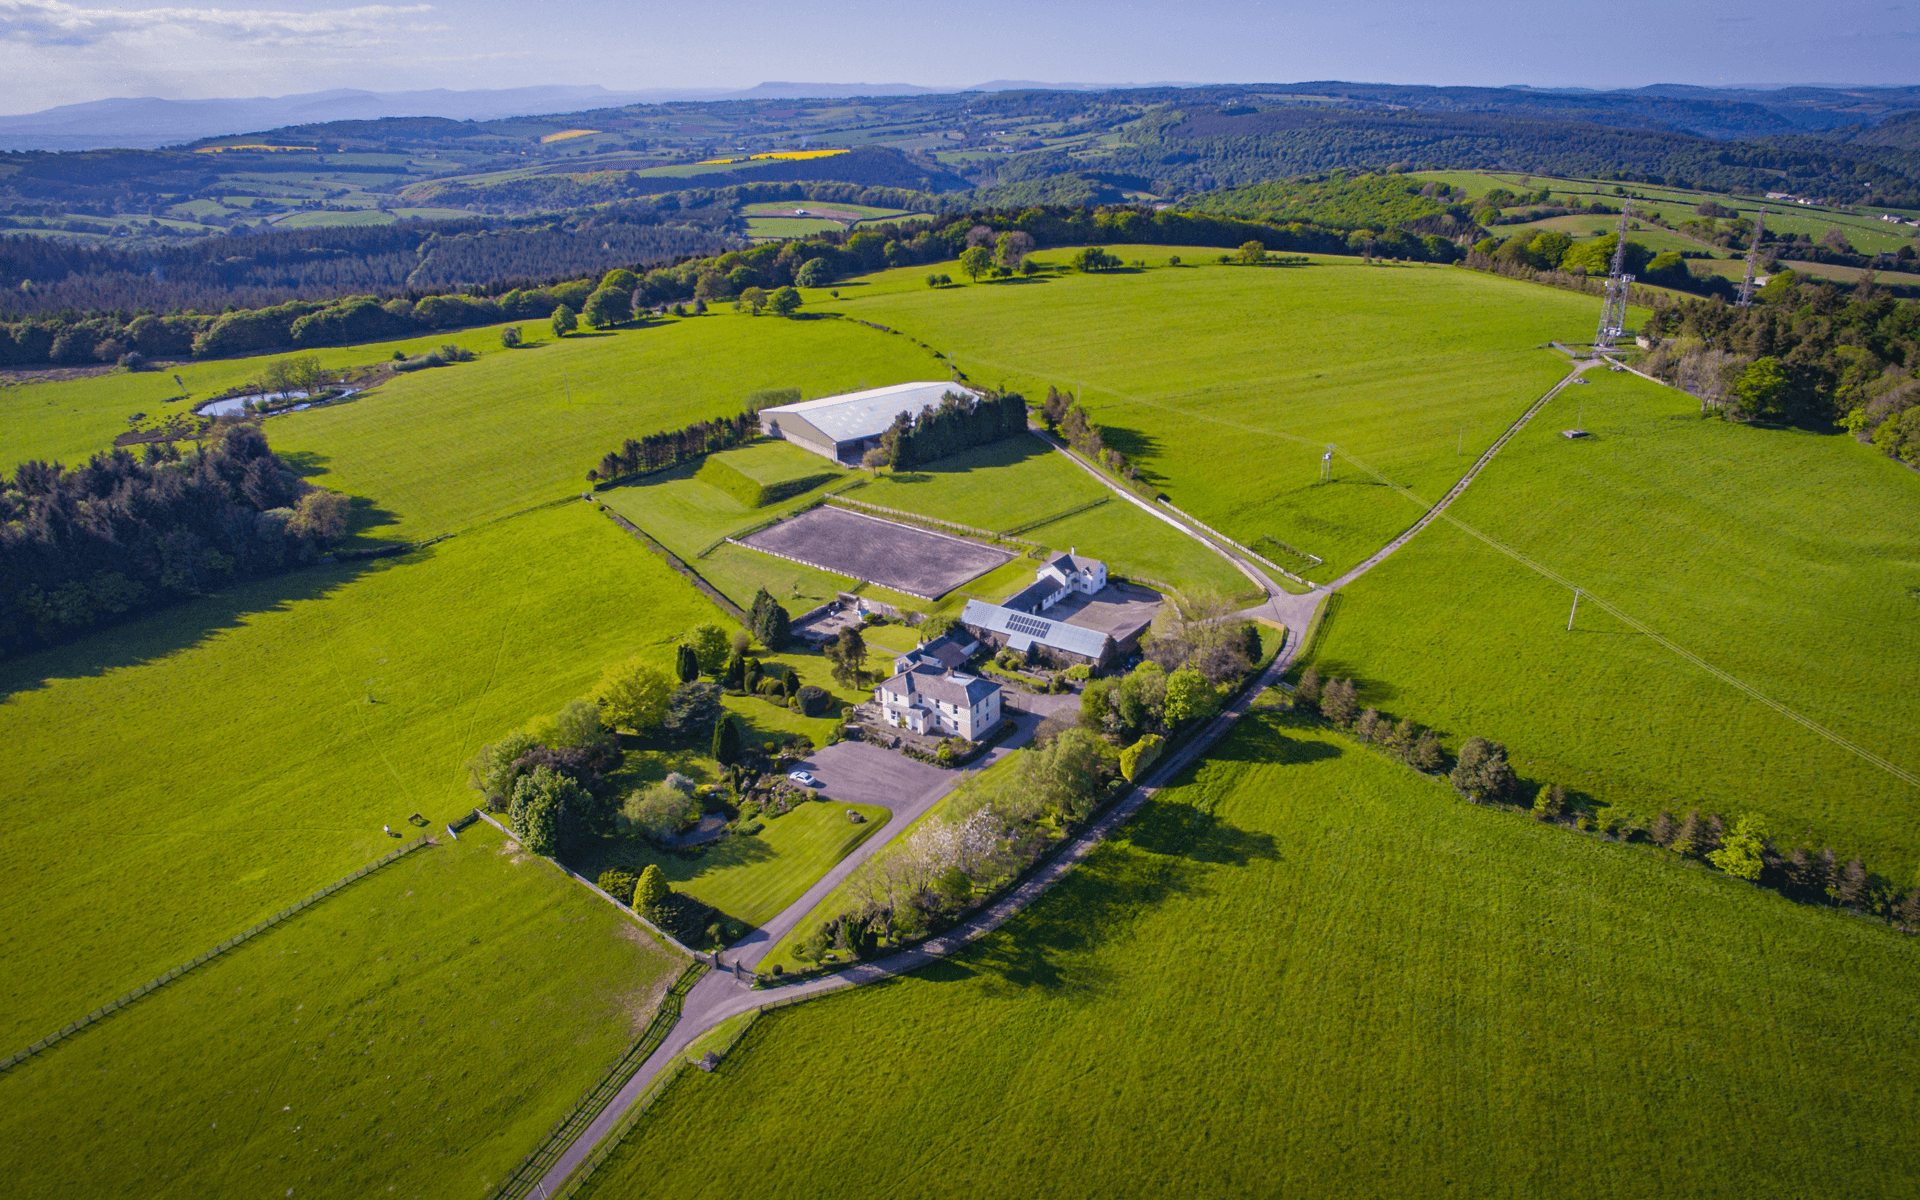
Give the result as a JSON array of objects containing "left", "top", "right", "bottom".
[{"left": 758, "top": 381, "right": 982, "bottom": 462}]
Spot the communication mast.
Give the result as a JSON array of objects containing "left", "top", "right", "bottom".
[
  {"left": 1593, "top": 200, "right": 1635, "bottom": 352},
  {"left": 1736, "top": 210, "right": 1766, "bottom": 307}
]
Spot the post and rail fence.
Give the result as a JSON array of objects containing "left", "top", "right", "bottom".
[{"left": 0, "top": 832, "right": 435, "bottom": 1076}]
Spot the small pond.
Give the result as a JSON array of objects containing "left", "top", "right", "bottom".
[{"left": 196, "top": 386, "right": 359, "bottom": 418}]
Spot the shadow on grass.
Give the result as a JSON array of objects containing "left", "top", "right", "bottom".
[{"left": 0, "top": 544, "right": 424, "bottom": 701}]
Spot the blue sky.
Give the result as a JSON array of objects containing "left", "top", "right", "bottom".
[{"left": 0, "top": 0, "right": 1914, "bottom": 113}]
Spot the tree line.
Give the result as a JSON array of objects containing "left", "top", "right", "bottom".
[
  {"left": 1291, "top": 667, "right": 1920, "bottom": 933},
  {"left": 872, "top": 390, "right": 1029, "bottom": 470},
  {"left": 0, "top": 425, "right": 352, "bottom": 657},
  {"left": 1637, "top": 273, "right": 1920, "bottom": 463},
  {"left": 583, "top": 398, "right": 774, "bottom": 485},
  {"left": 0, "top": 204, "right": 728, "bottom": 322}
]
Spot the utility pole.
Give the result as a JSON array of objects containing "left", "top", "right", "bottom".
[
  {"left": 1736, "top": 210, "right": 1766, "bottom": 307},
  {"left": 1567, "top": 589, "right": 1581, "bottom": 632},
  {"left": 1593, "top": 201, "right": 1635, "bottom": 352},
  {"left": 1320, "top": 447, "right": 1334, "bottom": 483}
]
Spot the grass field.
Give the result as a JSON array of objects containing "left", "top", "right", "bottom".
[
  {"left": 1307, "top": 368, "right": 1920, "bottom": 870},
  {"left": 1, "top": 314, "right": 938, "bottom": 545},
  {"left": 268, "top": 314, "right": 938, "bottom": 544},
  {"left": 0, "top": 820, "right": 680, "bottom": 1200},
  {"left": 852, "top": 435, "right": 1252, "bottom": 599},
  {"left": 570, "top": 798, "right": 889, "bottom": 928},
  {"left": 573, "top": 715, "right": 1920, "bottom": 1199},
  {"left": 816, "top": 249, "right": 1620, "bottom": 579},
  {"left": 745, "top": 217, "right": 844, "bottom": 239},
  {"left": 0, "top": 502, "right": 716, "bottom": 1047},
  {"left": 0, "top": 322, "right": 517, "bottom": 475}
]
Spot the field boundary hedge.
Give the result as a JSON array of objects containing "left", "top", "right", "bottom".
[
  {"left": 488, "top": 961, "right": 709, "bottom": 1200},
  {"left": 0, "top": 832, "right": 434, "bottom": 1076},
  {"left": 595, "top": 504, "right": 747, "bottom": 623}
]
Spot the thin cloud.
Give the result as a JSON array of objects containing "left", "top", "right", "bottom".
[{"left": 0, "top": 0, "right": 437, "bottom": 48}]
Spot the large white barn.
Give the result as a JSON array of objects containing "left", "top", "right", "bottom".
[{"left": 758, "top": 381, "right": 982, "bottom": 464}]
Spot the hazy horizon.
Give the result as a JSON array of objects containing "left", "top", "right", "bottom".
[{"left": 1, "top": 0, "right": 1913, "bottom": 116}]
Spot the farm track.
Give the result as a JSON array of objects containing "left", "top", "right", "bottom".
[{"left": 525, "top": 359, "right": 1597, "bottom": 1199}]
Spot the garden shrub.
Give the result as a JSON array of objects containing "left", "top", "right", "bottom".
[
  {"left": 796, "top": 685, "right": 832, "bottom": 717},
  {"left": 596, "top": 868, "right": 637, "bottom": 904}
]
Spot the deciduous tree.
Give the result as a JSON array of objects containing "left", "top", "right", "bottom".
[
  {"left": 549, "top": 304, "right": 577, "bottom": 338},
  {"left": 595, "top": 656, "right": 673, "bottom": 733},
  {"left": 958, "top": 246, "right": 994, "bottom": 282},
  {"left": 1708, "top": 813, "right": 1770, "bottom": 880},
  {"left": 684, "top": 623, "right": 730, "bottom": 673},
  {"left": 769, "top": 286, "right": 802, "bottom": 316}
]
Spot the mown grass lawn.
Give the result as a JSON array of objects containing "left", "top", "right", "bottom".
[
  {"left": 1307, "top": 367, "right": 1920, "bottom": 868},
  {"left": 575, "top": 716, "right": 1920, "bottom": 1199},
  {"left": 818, "top": 249, "right": 1630, "bottom": 578},
  {"left": 0, "top": 502, "right": 715, "bottom": 1047},
  {"left": 0, "top": 820, "right": 681, "bottom": 1200},
  {"left": 571, "top": 799, "right": 890, "bottom": 929}
]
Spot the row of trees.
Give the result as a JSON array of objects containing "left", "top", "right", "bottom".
[
  {"left": 1, "top": 425, "right": 351, "bottom": 656},
  {"left": 585, "top": 407, "right": 764, "bottom": 484},
  {"left": 792, "top": 726, "right": 1116, "bottom": 967},
  {"left": 871, "top": 390, "right": 1029, "bottom": 470},
  {"left": 1039, "top": 385, "right": 1142, "bottom": 484},
  {"left": 1290, "top": 665, "right": 1920, "bottom": 930}
]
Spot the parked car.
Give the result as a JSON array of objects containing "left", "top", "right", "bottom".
[{"left": 787, "top": 769, "right": 818, "bottom": 787}]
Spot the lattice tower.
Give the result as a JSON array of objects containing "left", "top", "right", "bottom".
[
  {"left": 1736, "top": 210, "right": 1766, "bottom": 307},
  {"left": 1594, "top": 201, "right": 1635, "bottom": 352}
]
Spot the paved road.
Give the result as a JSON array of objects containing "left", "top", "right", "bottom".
[{"left": 531, "top": 363, "right": 1592, "bottom": 1197}]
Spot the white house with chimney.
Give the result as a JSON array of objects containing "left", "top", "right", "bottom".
[{"left": 873, "top": 667, "right": 1002, "bottom": 740}]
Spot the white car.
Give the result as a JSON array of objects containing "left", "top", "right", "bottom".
[{"left": 788, "top": 770, "right": 818, "bottom": 787}]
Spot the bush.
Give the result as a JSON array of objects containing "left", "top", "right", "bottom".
[
  {"left": 634, "top": 864, "right": 670, "bottom": 912},
  {"left": 596, "top": 868, "right": 637, "bottom": 904},
  {"left": 796, "top": 685, "right": 832, "bottom": 718}
]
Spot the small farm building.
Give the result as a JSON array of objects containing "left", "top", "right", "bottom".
[{"left": 758, "top": 382, "right": 983, "bottom": 464}]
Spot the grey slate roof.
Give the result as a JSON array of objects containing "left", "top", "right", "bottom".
[
  {"left": 882, "top": 665, "right": 1000, "bottom": 707},
  {"left": 960, "top": 598, "right": 1111, "bottom": 660},
  {"left": 760, "top": 382, "right": 982, "bottom": 446}
]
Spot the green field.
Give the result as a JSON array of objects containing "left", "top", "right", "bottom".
[
  {"left": 745, "top": 217, "right": 845, "bottom": 239},
  {"left": 1308, "top": 368, "right": 1920, "bottom": 870},
  {"left": 0, "top": 502, "right": 715, "bottom": 1046},
  {"left": 575, "top": 715, "right": 1920, "bottom": 1198},
  {"left": 274, "top": 209, "right": 397, "bottom": 228},
  {"left": 739, "top": 202, "right": 909, "bottom": 220},
  {"left": 0, "top": 322, "right": 519, "bottom": 475},
  {"left": 0, "top": 820, "right": 680, "bottom": 1200},
  {"left": 571, "top": 797, "right": 889, "bottom": 928},
  {"left": 852, "top": 435, "right": 1251, "bottom": 599},
  {"left": 264, "top": 315, "right": 938, "bottom": 544},
  {"left": 817, "top": 248, "right": 1622, "bottom": 579}
]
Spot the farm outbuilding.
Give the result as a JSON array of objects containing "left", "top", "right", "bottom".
[{"left": 758, "top": 381, "right": 982, "bottom": 464}]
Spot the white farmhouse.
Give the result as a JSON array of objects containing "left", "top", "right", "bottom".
[{"left": 873, "top": 667, "right": 1002, "bottom": 741}]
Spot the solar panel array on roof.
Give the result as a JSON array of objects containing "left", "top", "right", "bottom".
[{"left": 1006, "top": 613, "right": 1052, "bottom": 638}]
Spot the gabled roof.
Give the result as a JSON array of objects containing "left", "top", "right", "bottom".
[
  {"left": 960, "top": 598, "right": 1111, "bottom": 660},
  {"left": 880, "top": 665, "right": 1000, "bottom": 707},
  {"left": 759, "top": 382, "right": 983, "bottom": 445},
  {"left": 1044, "top": 552, "right": 1103, "bottom": 576},
  {"left": 1002, "top": 578, "right": 1060, "bottom": 614}
]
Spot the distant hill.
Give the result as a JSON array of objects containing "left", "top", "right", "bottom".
[{"left": 0, "top": 80, "right": 1139, "bottom": 152}]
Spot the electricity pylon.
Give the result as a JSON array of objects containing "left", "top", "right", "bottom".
[
  {"left": 1593, "top": 200, "right": 1634, "bottom": 352},
  {"left": 1736, "top": 210, "right": 1766, "bottom": 307}
]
